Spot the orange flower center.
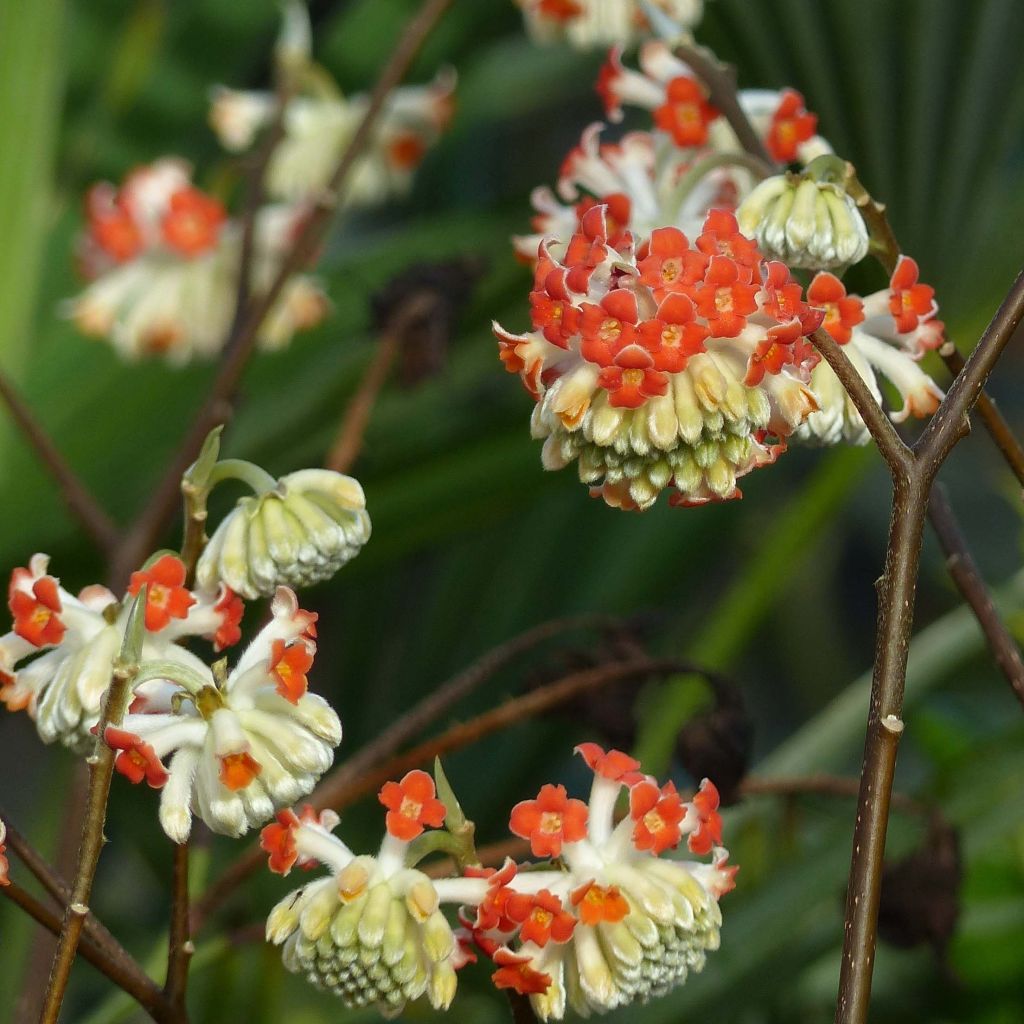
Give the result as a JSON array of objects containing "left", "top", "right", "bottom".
[
  {"left": 532, "top": 908, "right": 553, "bottom": 927},
  {"left": 714, "top": 288, "right": 734, "bottom": 313},
  {"left": 674, "top": 102, "right": 700, "bottom": 126},
  {"left": 622, "top": 369, "right": 645, "bottom": 388},
  {"left": 599, "top": 318, "right": 623, "bottom": 342},
  {"left": 643, "top": 809, "right": 666, "bottom": 833},
  {"left": 777, "top": 121, "right": 798, "bottom": 145},
  {"left": 400, "top": 795, "right": 423, "bottom": 821},
  {"left": 539, "top": 811, "right": 563, "bottom": 834},
  {"left": 661, "top": 257, "right": 681, "bottom": 283},
  {"left": 149, "top": 584, "right": 171, "bottom": 609},
  {"left": 662, "top": 324, "right": 683, "bottom": 347},
  {"left": 30, "top": 607, "right": 53, "bottom": 628},
  {"left": 824, "top": 303, "right": 840, "bottom": 326}
]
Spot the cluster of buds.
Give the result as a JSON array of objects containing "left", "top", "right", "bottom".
[
  {"left": 110, "top": 587, "right": 340, "bottom": 842},
  {"left": 262, "top": 746, "right": 735, "bottom": 1019},
  {"left": 68, "top": 159, "right": 327, "bottom": 362},
  {"left": 209, "top": 2, "right": 455, "bottom": 208},
  {"left": 497, "top": 203, "right": 823, "bottom": 508},
  {"left": 513, "top": 0, "right": 704, "bottom": 50},
  {"left": 196, "top": 468, "right": 371, "bottom": 600},
  {"left": 0, "top": 553, "right": 242, "bottom": 752}
]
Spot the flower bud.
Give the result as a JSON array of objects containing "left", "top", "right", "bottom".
[
  {"left": 197, "top": 469, "right": 371, "bottom": 600},
  {"left": 737, "top": 174, "right": 868, "bottom": 270}
]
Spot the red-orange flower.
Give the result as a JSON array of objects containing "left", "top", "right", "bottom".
[
  {"left": 575, "top": 193, "right": 631, "bottom": 250},
  {"left": 571, "top": 880, "right": 630, "bottom": 925},
  {"left": 106, "top": 727, "right": 168, "bottom": 788},
  {"left": 597, "top": 345, "right": 669, "bottom": 408},
  {"left": 128, "top": 554, "right": 195, "bottom": 633},
  {"left": 388, "top": 133, "right": 427, "bottom": 171},
  {"left": 766, "top": 89, "right": 817, "bottom": 163},
  {"left": 261, "top": 809, "right": 301, "bottom": 875},
  {"left": 212, "top": 587, "right": 244, "bottom": 651},
  {"left": 161, "top": 186, "right": 226, "bottom": 257},
  {"left": 86, "top": 185, "right": 142, "bottom": 264},
  {"left": 538, "top": 0, "right": 583, "bottom": 19},
  {"left": 509, "top": 783, "right": 588, "bottom": 858},
  {"left": 654, "top": 76, "right": 719, "bottom": 147},
  {"left": 579, "top": 289, "right": 639, "bottom": 366},
  {"left": 630, "top": 779, "right": 686, "bottom": 854},
  {"left": 219, "top": 750, "right": 262, "bottom": 791},
  {"left": 9, "top": 571, "right": 65, "bottom": 648},
  {"left": 269, "top": 639, "right": 314, "bottom": 704},
  {"left": 468, "top": 859, "right": 519, "bottom": 932},
  {"left": 807, "top": 272, "right": 865, "bottom": 344},
  {"left": 637, "top": 226, "right": 706, "bottom": 300},
  {"left": 695, "top": 210, "right": 762, "bottom": 279},
  {"left": 693, "top": 256, "right": 759, "bottom": 337},
  {"left": 574, "top": 742, "right": 641, "bottom": 782},
  {"left": 637, "top": 294, "right": 709, "bottom": 373},
  {"left": 687, "top": 779, "right": 723, "bottom": 855},
  {"left": 378, "top": 769, "right": 447, "bottom": 841},
  {"left": 505, "top": 888, "right": 577, "bottom": 947},
  {"left": 745, "top": 319, "right": 804, "bottom": 387},
  {"left": 491, "top": 949, "right": 552, "bottom": 996},
  {"left": 888, "top": 255, "right": 936, "bottom": 334}
]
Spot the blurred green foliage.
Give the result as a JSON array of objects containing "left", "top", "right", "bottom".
[{"left": 2, "top": 0, "right": 1024, "bottom": 1021}]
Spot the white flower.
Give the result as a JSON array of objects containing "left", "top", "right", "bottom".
[
  {"left": 67, "top": 161, "right": 327, "bottom": 363},
  {"left": 514, "top": 0, "right": 704, "bottom": 50},
  {"left": 197, "top": 468, "right": 371, "bottom": 600},
  {"left": 209, "top": 68, "right": 456, "bottom": 207},
  {"left": 0, "top": 554, "right": 243, "bottom": 752},
  {"left": 110, "top": 588, "right": 339, "bottom": 842}
]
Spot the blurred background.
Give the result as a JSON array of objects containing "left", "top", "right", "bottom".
[{"left": 2, "top": 0, "right": 1024, "bottom": 1021}]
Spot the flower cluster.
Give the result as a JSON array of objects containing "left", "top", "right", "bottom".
[
  {"left": 262, "top": 746, "right": 735, "bottom": 1019},
  {"left": 497, "top": 202, "right": 823, "bottom": 508},
  {"left": 505, "top": 40, "right": 947, "bottom": 490},
  {"left": 513, "top": 0, "right": 704, "bottom": 50},
  {"left": 68, "top": 159, "right": 327, "bottom": 362},
  {"left": 0, "top": 553, "right": 242, "bottom": 752},
  {"left": 110, "top": 587, "right": 340, "bottom": 842}
]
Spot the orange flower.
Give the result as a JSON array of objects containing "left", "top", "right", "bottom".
[
  {"left": 766, "top": 89, "right": 817, "bottom": 163},
  {"left": 579, "top": 289, "right": 639, "bottom": 367},
  {"left": 637, "top": 226, "right": 706, "bottom": 301},
  {"left": 219, "top": 750, "right": 262, "bottom": 791},
  {"left": 571, "top": 880, "right": 630, "bottom": 925},
  {"left": 378, "top": 769, "right": 447, "bottom": 841},
  {"left": 509, "top": 783, "right": 588, "bottom": 858},
  {"left": 807, "top": 272, "right": 865, "bottom": 345},
  {"left": 9, "top": 571, "right": 65, "bottom": 648},
  {"left": 574, "top": 742, "right": 641, "bottom": 782},
  {"left": 467, "top": 859, "right": 520, "bottom": 932},
  {"left": 693, "top": 256, "right": 759, "bottom": 338},
  {"left": 888, "top": 256, "right": 936, "bottom": 334},
  {"left": 161, "top": 186, "right": 226, "bottom": 257},
  {"left": 212, "top": 587, "right": 244, "bottom": 651},
  {"left": 654, "top": 76, "right": 719, "bottom": 148},
  {"left": 630, "top": 779, "right": 685, "bottom": 854},
  {"left": 106, "top": 727, "right": 168, "bottom": 788},
  {"left": 491, "top": 948, "right": 552, "bottom": 996},
  {"left": 128, "top": 554, "right": 196, "bottom": 633},
  {"left": 687, "top": 779, "right": 723, "bottom": 855},
  {"left": 505, "top": 888, "right": 577, "bottom": 947},
  {"left": 269, "top": 639, "right": 314, "bottom": 704},
  {"left": 261, "top": 808, "right": 301, "bottom": 875}
]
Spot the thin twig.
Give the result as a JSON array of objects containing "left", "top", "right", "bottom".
[
  {"left": 163, "top": 842, "right": 193, "bottom": 1015},
  {"left": 927, "top": 485, "right": 1024, "bottom": 708},
  {"left": 506, "top": 991, "right": 541, "bottom": 1024},
  {"left": 325, "top": 291, "right": 441, "bottom": 472},
  {"left": 1, "top": 882, "right": 169, "bottom": 1021},
  {"left": 40, "top": 645, "right": 143, "bottom": 1020},
  {"left": 0, "top": 369, "right": 119, "bottom": 555},
  {"left": 738, "top": 774, "right": 924, "bottom": 816},
  {"left": 111, "top": 0, "right": 455, "bottom": 589},
  {"left": 191, "top": 612, "right": 621, "bottom": 929}
]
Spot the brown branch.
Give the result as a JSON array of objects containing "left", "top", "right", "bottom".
[
  {"left": 163, "top": 842, "right": 192, "bottom": 1016},
  {"left": 191, "top": 612, "right": 620, "bottom": 929},
  {"left": 927, "top": 485, "right": 1024, "bottom": 708},
  {"left": 739, "top": 774, "right": 924, "bottom": 816},
  {"left": 506, "top": 991, "right": 541, "bottom": 1024},
  {"left": 0, "top": 369, "right": 119, "bottom": 555},
  {"left": 110, "top": 0, "right": 455, "bottom": 589},
  {"left": 2, "top": 882, "right": 170, "bottom": 1021},
  {"left": 39, "top": 650, "right": 142, "bottom": 1020}
]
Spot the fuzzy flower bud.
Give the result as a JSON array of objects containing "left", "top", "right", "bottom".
[
  {"left": 197, "top": 469, "right": 371, "bottom": 600},
  {"left": 737, "top": 173, "right": 869, "bottom": 270}
]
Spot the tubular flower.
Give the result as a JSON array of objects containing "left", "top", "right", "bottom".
[
  {"left": 112, "top": 588, "right": 340, "bottom": 842},
  {"left": 497, "top": 205, "right": 822, "bottom": 509},
  {"left": 468, "top": 744, "right": 734, "bottom": 1020},
  {"left": 737, "top": 173, "right": 869, "bottom": 270},
  {"left": 0, "top": 554, "right": 243, "bottom": 752},
  {"left": 210, "top": 2, "right": 455, "bottom": 210},
  {"left": 196, "top": 468, "right": 371, "bottom": 600},
  {"left": 796, "top": 267, "right": 945, "bottom": 446},
  {"left": 513, "top": 0, "right": 704, "bottom": 50},
  {"left": 67, "top": 160, "right": 327, "bottom": 363},
  {"left": 263, "top": 799, "right": 467, "bottom": 1015}
]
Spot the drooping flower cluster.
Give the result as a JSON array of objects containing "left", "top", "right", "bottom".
[
  {"left": 497, "top": 202, "right": 823, "bottom": 508},
  {"left": 0, "top": 553, "right": 242, "bottom": 752},
  {"left": 513, "top": 0, "right": 704, "bottom": 50},
  {"left": 68, "top": 159, "right": 327, "bottom": 362},
  {"left": 196, "top": 468, "right": 371, "bottom": 600},
  {"left": 110, "top": 587, "right": 340, "bottom": 842},
  {"left": 262, "top": 746, "right": 735, "bottom": 1019},
  {"left": 506, "top": 40, "right": 947, "bottom": 488}
]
